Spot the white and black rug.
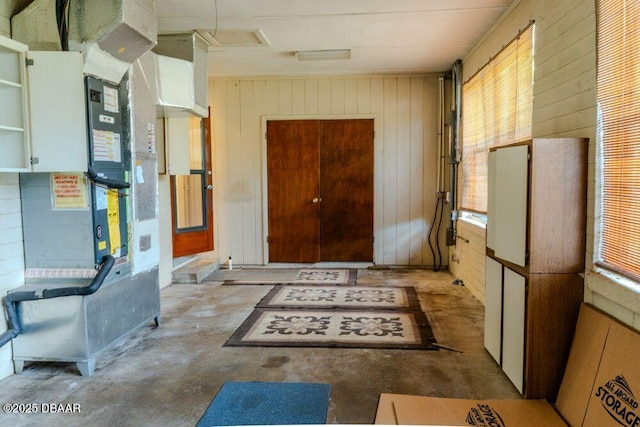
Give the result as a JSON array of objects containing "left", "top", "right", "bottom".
[
  {"left": 213, "top": 268, "right": 357, "bottom": 286},
  {"left": 225, "top": 286, "right": 437, "bottom": 350},
  {"left": 224, "top": 309, "right": 436, "bottom": 350},
  {"left": 256, "top": 285, "right": 421, "bottom": 311}
]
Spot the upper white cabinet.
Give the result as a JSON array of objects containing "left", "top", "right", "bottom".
[
  {"left": 493, "top": 144, "right": 529, "bottom": 266},
  {"left": 0, "top": 36, "right": 30, "bottom": 171},
  {"left": 0, "top": 35, "right": 88, "bottom": 172},
  {"left": 27, "top": 51, "right": 87, "bottom": 172},
  {"left": 487, "top": 138, "right": 589, "bottom": 273},
  {"left": 162, "top": 117, "right": 193, "bottom": 175}
]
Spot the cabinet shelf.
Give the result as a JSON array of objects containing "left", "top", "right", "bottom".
[
  {"left": 0, "top": 78, "right": 21, "bottom": 89},
  {"left": 0, "top": 124, "right": 25, "bottom": 133}
]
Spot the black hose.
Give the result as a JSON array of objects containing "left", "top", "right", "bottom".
[
  {"left": 427, "top": 195, "right": 445, "bottom": 271},
  {"left": 427, "top": 195, "right": 439, "bottom": 271},
  {"left": 86, "top": 165, "right": 130, "bottom": 189},
  {"left": 41, "top": 255, "right": 114, "bottom": 298},
  {"left": 0, "top": 298, "right": 20, "bottom": 345},
  {"left": 434, "top": 197, "right": 445, "bottom": 271},
  {"left": 0, "top": 255, "right": 115, "bottom": 348},
  {"left": 55, "top": 0, "right": 70, "bottom": 51}
]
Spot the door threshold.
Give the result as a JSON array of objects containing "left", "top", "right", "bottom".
[{"left": 172, "top": 255, "right": 197, "bottom": 271}]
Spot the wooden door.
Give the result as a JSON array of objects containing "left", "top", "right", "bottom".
[
  {"left": 171, "top": 114, "right": 214, "bottom": 257},
  {"left": 320, "top": 119, "right": 374, "bottom": 261},
  {"left": 267, "top": 120, "right": 321, "bottom": 262},
  {"left": 267, "top": 119, "right": 374, "bottom": 263}
]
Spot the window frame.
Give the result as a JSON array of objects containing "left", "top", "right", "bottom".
[{"left": 595, "top": 0, "right": 640, "bottom": 284}]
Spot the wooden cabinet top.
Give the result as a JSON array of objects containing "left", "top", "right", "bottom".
[{"left": 488, "top": 137, "right": 588, "bottom": 275}]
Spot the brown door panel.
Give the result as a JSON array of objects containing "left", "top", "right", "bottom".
[
  {"left": 267, "top": 120, "right": 321, "bottom": 262},
  {"left": 267, "top": 119, "right": 374, "bottom": 263},
  {"left": 320, "top": 119, "right": 374, "bottom": 261}
]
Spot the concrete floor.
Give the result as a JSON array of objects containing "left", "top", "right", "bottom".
[{"left": 0, "top": 268, "right": 521, "bottom": 426}]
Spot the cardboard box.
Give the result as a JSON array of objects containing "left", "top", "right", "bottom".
[
  {"left": 555, "top": 303, "right": 612, "bottom": 425},
  {"left": 375, "top": 304, "right": 640, "bottom": 427},
  {"left": 376, "top": 393, "right": 566, "bottom": 426},
  {"left": 582, "top": 318, "right": 640, "bottom": 427}
]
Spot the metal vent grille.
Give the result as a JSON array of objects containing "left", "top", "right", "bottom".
[{"left": 196, "top": 29, "right": 270, "bottom": 47}]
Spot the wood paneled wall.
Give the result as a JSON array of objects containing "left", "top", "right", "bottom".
[
  {"left": 211, "top": 76, "right": 444, "bottom": 266},
  {"left": 450, "top": 0, "right": 604, "bottom": 310}
]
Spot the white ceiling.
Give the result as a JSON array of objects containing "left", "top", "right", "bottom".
[{"left": 156, "top": 0, "right": 514, "bottom": 77}]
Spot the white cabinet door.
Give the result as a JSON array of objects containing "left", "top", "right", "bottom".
[
  {"left": 502, "top": 267, "right": 526, "bottom": 393},
  {"left": 0, "top": 35, "right": 30, "bottom": 171},
  {"left": 486, "top": 151, "right": 497, "bottom": 250},
  {"left": 494, "top": 145, "right": 528, "bottom": 266},
  {"left": 27, "top": 51, "right": 88, "bottom": 172},
  {"left": 164, "top": 117, "right": 192, "bottom": 175},
  {"left": 484, "top": 256, "right": 503, "bottom": 363}
]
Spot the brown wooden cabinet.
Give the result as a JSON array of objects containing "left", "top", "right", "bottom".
[{"left": 484, "top": 138, "right": 588, "bottom": 401}]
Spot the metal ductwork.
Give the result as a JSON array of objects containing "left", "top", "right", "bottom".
[
  {"left": 152, "top": 32, "right": 209, "bottom": 118},
  {"left": 12, "top": 0, "right": 157, "bottom": 84},
  {"left": 69, "top": 0, "right": 157, "bottom": 63}
]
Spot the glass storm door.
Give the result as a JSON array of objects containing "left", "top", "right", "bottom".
[{"left": 171, "top": 114, "right": 213, "bottom": 257}]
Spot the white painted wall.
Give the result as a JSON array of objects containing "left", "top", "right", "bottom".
[
  {"left": 158, "top": 175, "right": 173, "bottom": 288},
  {"left": 211, "top": 75, "right": 444, "bottom": 266},
  {"left": 0, "top": 174, "right": 25, "bottom": 379},
  {"left": 0, "top": 2, "right": 14, "bottom": 36},
  {"left": 450, "top": 0, "right": 640, "bottom": 327},
  {"left": 1, "top": 1, "right": 33, "bottom": 37},
  {"left": 448, "top": 219, "right": 487, "bottom": 303}
]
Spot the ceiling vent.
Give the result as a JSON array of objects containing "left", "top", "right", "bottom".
[{"left": 195, "top": 29, "right": 270, "bottom": 47}]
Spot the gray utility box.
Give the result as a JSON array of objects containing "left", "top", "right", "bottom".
[{"left": 11, "top": 268, "right": 160, "bottom": 376}]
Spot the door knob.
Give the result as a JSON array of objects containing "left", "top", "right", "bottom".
[
  {"left": 206, "top": 184, "right": 213, "bottom": 191},
  {"left": 312, "top": 197, "right": 322, "bottom": 203}
]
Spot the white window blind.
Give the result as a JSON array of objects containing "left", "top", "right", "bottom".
[
  {"left": 461, "top": 24, "right": 534, "bottom": 213},
  {"left": 597, "top": 0, "right": 640, "bottom": 280}
]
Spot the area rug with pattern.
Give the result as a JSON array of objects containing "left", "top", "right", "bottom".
[
  {"left": 212, "top": 268, "right": 357, "bottom": 285},
  {"left": 256, "top": 285, "right": 421, "bottom": 311},
  {"left": 225, "top": 286, "right": 437, "bottom": 350}
]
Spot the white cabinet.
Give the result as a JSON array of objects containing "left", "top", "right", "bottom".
[
  {"left": 162, "top": 117, "right": 192, "bottom": 175},
  {"left": 0, "top": 35, "right": 88, "bottom": 172},
  {"left": 484, "top": 257, "right": 526, "bottom": 393},
  {"left": 484, "top": 138, "right": 588, "bottom": 401},
  {"left": 493, "top": 145, "right": 528, "bottom": 266},
  {"left": 0, "top": 36, "right": 30, "bottom": 171},
  {"left": 501, "top": 267, "right": 526, "bottom": 393},
  {"left": 27, "top": 51, "right": 87, "bottom": 172},
  {"left": 486, "top": 152, "right": 497, "bottom": 250},
  {"left": 484, "top": 256, "right": 502, "bottom": 364}
]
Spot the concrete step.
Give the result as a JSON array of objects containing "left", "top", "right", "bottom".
[{"left": 172, "top": 259, "right": 219, "bottom": 284}]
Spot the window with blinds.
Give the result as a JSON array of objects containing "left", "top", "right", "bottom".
[
  {"left": 460, "top": 24, "right": 534, "bottom": 213},
  {"left": 596, "top": 0, "right": 640, "bottom": 280}
]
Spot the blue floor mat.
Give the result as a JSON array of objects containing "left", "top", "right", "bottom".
[{"left": 196, "top": 381, "right": 331, "bottom": 426}]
